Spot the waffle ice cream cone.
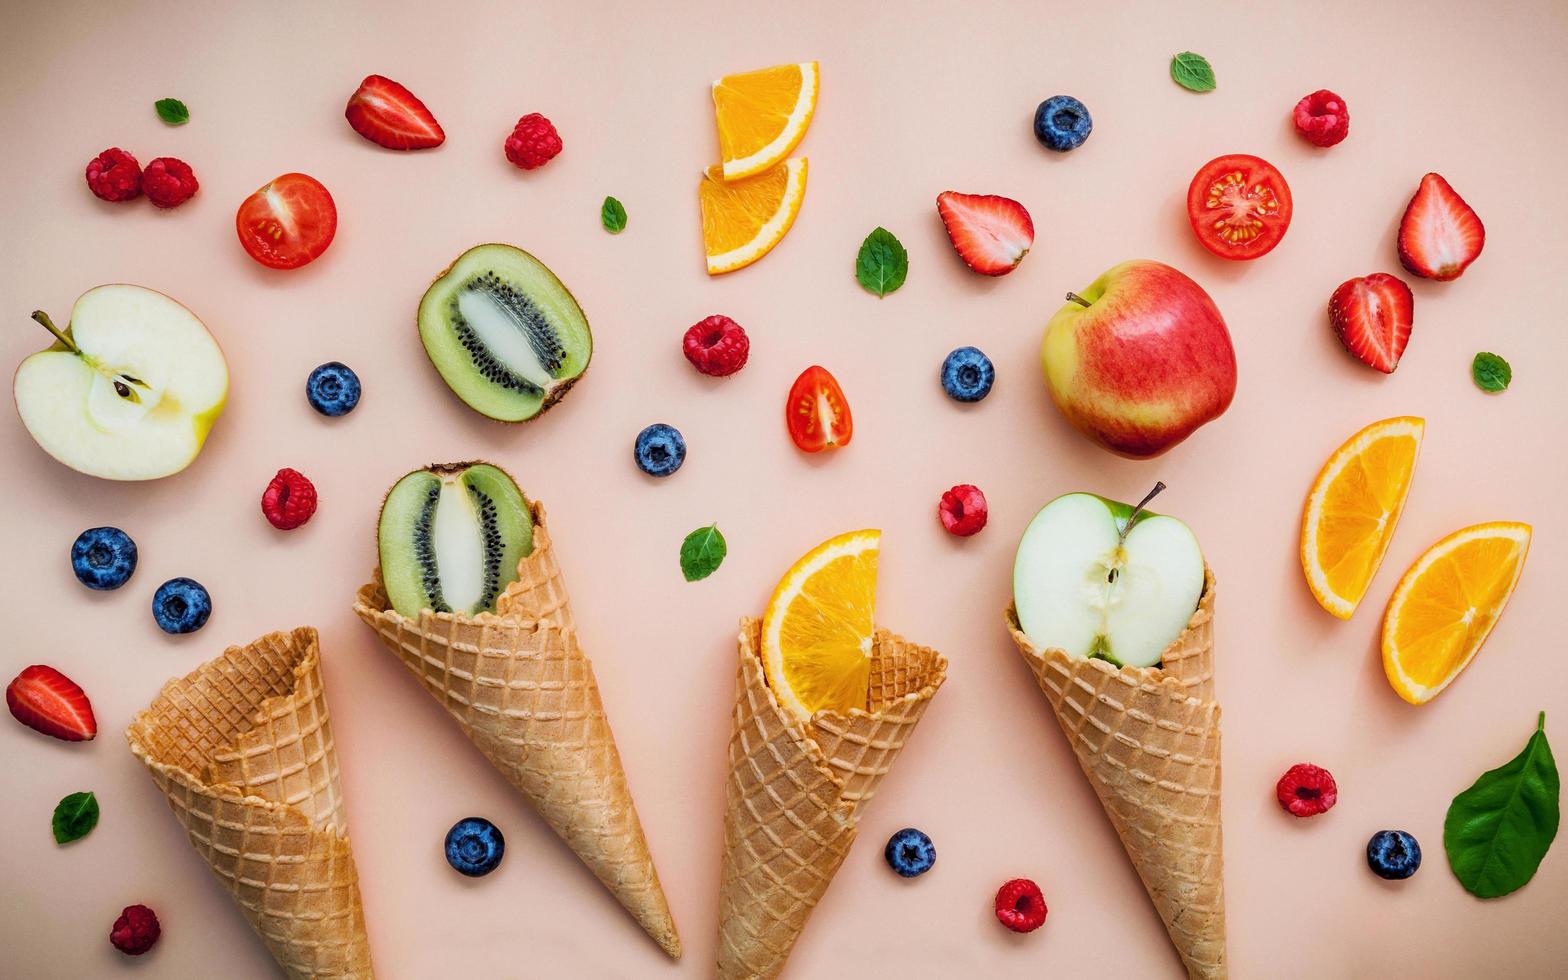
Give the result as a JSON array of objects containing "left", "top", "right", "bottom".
[
  {"left": 1007, "top": 566, "right": 1224, "bottom": 980},
  {"left": 717, "top": 618, "right": 947, "bottom": 979},
  {"left": 126, "top": 627, "right": 374, "bottom": 979},
  {"left": 351, "top": 503, "right": 680, "bottom": 958}
]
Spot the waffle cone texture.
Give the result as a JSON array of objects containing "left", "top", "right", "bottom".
[
  {"left": 717, "top": 617, "right": 948, "bottom": 979},
  {"left": 351, "top": 503, "right": 680, "bottom": 958},
  {"left": 1007, "top": 566, "right": 1225, "bottom": 979},
  {"left": 126, "top": 627, "right": 374, "bottom": 978}
]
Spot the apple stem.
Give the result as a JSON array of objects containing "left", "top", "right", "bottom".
[
  {"left": 30, "top": 311, "right": 77, "bottom": 353},
  {"left": 1065, "top": 292, "right": 1092, "bottom": 308},
  {"left": 1119, "top": 481, "right": 1167, "bottom": 544}
]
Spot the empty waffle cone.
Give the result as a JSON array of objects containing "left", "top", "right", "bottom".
[
  {"left": 717, "top": 618, "right": 947, "bottom": 979},
  {"left": 126, "top": 627, "right": 373, "bottom": 979},
  {"left": 351, "top": 504, "right": 679, "bottom": 958},
  {"left": 1006, "top": 566, "right": 1224, "bottom": 980}
]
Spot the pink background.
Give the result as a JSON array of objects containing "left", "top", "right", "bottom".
[{"left": 4, "top": 1, "right": 1567, "bottom": 976}]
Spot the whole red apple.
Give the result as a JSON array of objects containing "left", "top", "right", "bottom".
[{"left": 1041, "top": 260, "right": 1235, "bottom": 458}]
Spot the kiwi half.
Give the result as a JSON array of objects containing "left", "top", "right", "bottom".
[
  {"left": 377, "top": 461, "right": 534, "bottom": 618},
  {"left": 418, "top": 244, "right": 592, "bottom": 422}
]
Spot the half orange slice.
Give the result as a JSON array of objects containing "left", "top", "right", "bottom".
[{"left": 712, "top": 62, "right": 818, "bottom": 180}]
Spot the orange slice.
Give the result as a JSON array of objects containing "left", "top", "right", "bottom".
[
  {"left": 1300, "top": 417, "right": 1424, "bottom": 618},
  {"left": 712, "top": 62, "right": 818, "bottom": 180},
  {"left": 1382, "top": 522, "right": 1531, "bottom": 704},
  {"left": 760, "top": 529, "right": 879, "bottom": 722},
  {"left": 699, "top": 157, "right": 807, "bottom": 275}
]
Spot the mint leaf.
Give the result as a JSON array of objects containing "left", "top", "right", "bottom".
[
  {"left": 856, "top": 227, "right": 908, "bottom": 298},
  {"left": 601, "top": 196, "right": 627, "bottom": 234},
  {"left": 1170, "top": 52, "right": 1216, "bottom": 92},
  {"left": 52, "top": 791, "right": 99, "bottom": 844},
  {"left": 1472, "top": 352, "right": 1511, "bottom": 392},
  {"left": 154, "top": 98, "right": 189, "bottom": 125},
  {"left": 1445, "top": 712, "right": 1560, "bottom": 898},
  {"left": 680, "top": 524, "right": 727, "bottom": 582}
]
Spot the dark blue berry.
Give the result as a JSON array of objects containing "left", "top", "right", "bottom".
[
  {"left": 634, "top": 423, "right": 686, "bottom": 478},
  {"left": 884, "top": 827, "right": 936, "bottom": 878},
  {"left": 151, "top": 577, "right": 211, "bottom": 634},
  {"left": 941, "top": 347, "right": 995, "bottom": 402},
  {"left": 1033, "top": 95, "right": 1092, "bottom": 152},
  {"left": 71, "top": 526, "right": 137, "bottom": 590},
  {"left": 306, "top": 362, "right": 361, "bottom": 417},
  {"left": 445, "top": 817, "right": 505, "bottom": 877},
  {"left": 1366, "top": 830, "right": 1421, "bottom": 880}
]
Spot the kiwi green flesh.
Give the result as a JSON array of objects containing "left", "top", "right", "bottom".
[
  {"left": 418, "top": 244, "right": 592, "bottom": 422},
  {"left": 377, "top": 462, "right": 534, "bottom": 618}
]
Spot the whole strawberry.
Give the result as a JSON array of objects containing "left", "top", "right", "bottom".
[
  {"left": 142, "top": 157, "right": 198, "bottom": 208},
  {"left": 505, "top": 113, "right": 562, "bottom": 170},
  {"left": 261, "top": 468, "right": 318, "bottom": 530},
  {"left": 85, "top": 148, "right": 142, "bottom": 202}
]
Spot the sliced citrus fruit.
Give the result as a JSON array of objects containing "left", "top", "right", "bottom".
[
  {"left": 1300, "top": 416, "right": 1424, "bottom": 619},
  {"left": 760, "top": 529, "right": 879, "bottom": 721},
  {"left": 699, "top": 157, "right": 807, "bottom": 275},
  {"left": 1382, "top": 522, "right": 1531, "bottom": 704},
  {"left": 712, "top": 62, "right": 818, "bottom": 180}
]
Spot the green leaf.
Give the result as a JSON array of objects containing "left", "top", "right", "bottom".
[
  {"left": 679, "top": 524, "right": 727, "bottom": 582},
  {"left": 154, "top": 98, "right": 189, "bottom": 125},
  {"left": 52, "top": 791, "right": 100, "bottom": 844},
  {"left": 1170, "top": 52, "right": 1216, "bottom": 92},
  {"left": 1472, "top": 352, "right": 1512, "bottom": 392},
  {"left": 855, "top": 227, "right": 908, "bottom": 298},
  {"left": 1444, "top": 712, "right": 1560, "bottom": 898},
  {"left": 601, "top": 196, "right": 627, "bottom": 234}
]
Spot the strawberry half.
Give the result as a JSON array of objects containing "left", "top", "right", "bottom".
[
  {"left": 7, "top": 665, "right": 96, "bottom": 741},
  {"left": 344, "top": 75, "right": 445, "bottom": 150},
  {"left": 936, "top": 191, "right": 1034, "bottom": 276},
  {"left": 1328, "top": 273, "right": 1414, "bottom": 374},
  {"left": 1397, "top": 173, "right": 1484, "bottom": 281}
]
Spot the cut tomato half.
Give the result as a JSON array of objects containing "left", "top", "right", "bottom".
[
  {"left": 1186, "top": 154, "right": 1293, "bottom": 260},
  {"left": 786, "top": 365, "right": 852, "bottom": 453},
  {"left": 236, "top": 173, "right": 338, "bottom": 270}
]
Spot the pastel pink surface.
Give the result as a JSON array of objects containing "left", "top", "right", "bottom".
[{"left": 3, "top": 2, "right": 1567, "bottom": 978}]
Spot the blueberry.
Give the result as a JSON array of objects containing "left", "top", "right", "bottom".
[
  {"left": 1366, "top": 829, "right": 1421, "bottom": 880},
  {"left": 151, "top": 577, "right": 211, "bottom": 634},
  {"left": 306, "top": 362, "right": 361, "bottom": 417},
  {"left": 445, "top": 817, "right": 505, "bottom": 877},
  {"left": 634, "top": 423, "right": 686, "bottom": 478},
  {"left": 1033, "top": 95, "right": 1092, "bottom": 152},
  {"left": 884, "top": 827, "right": 936, "bottom": 878},
  {"left": 941, "top": 347, "right": 995, "bottom": 402},
  {"left": 71, "top": 527, "right": 137, "bottom": 590}
]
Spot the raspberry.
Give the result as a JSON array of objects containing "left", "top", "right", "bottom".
[
  {"left": 142, "top": 157, "right": 198, "bottom": 208},
  {"left": 994, "top": 878, "right": 1047, "bottom": 933},
  {"left": 85, "top": 148, "right": 142, "bottom": 202},
  {"left": 1293, "top": 90, "right": 1349, "bottom": 148},
  {"left": 504, "top": 113, "right": 562, "bottom": 170},
  {"left": 261, "top": 468, "right": 318, "bottom": 530},
  {"left": 1275, "top": 762, "right": 1338, "bottom": 817},
  {"left": 109, "top": 904, "right": 160, "bottom": 955},
  {"left": 683, "top": 315, "right": 750, "bottom": 377},
  {"left": 938, "top": 485, "right": 987, "bottom": 537}
]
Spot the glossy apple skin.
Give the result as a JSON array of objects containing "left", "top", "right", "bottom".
[{"left": 1041, "top": 260, "right": 1236, "bottom": 458}]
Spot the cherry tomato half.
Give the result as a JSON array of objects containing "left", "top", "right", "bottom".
[
  {"left": 786, "top": 365, "right": 853, "bottom": 453},
  {"left": 1186, "top": 154, "right": 1293, "bottom": 260},
  {"left": 236, "top": 173, "right": 338, "bottom": 270}
]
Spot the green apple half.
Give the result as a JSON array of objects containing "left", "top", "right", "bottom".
[
  {"left": 1013, "top": 486, "right": 1204, "bottom": 668},
  {"left": 14, "top": 285, "right": 229, "bottom": 480}
]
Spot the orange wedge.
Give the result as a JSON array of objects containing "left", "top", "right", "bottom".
[
  {"left": 1382, "top": 522, "right": 1531, "bottom": 704},
  {"left": 712, "top": 62, "right": 818, "bottom": 180},
  {"left": 760, "top": 529, "right": 879, "bottom": 722},
  {"left": 699, "top": 157, "right": 807, "bottom": 275},
  {"left": 1300, "top": 417, "right": 1424, "bottom": 618}
]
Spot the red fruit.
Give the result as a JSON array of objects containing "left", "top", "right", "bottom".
[
  {"left": 938, "top": 485, "right": 988, "bottom": 536},
  {"left": 236, "top": 173, "right": 338, "bottom": 270},
  {"left": 109, "top": 904, "right": 161, "bottom": 956},
  {"left": 1397, "top": 173, "right": 1485, "bottom": 281},
  {"left": 994, "top": 878, "right": 1047, "bottom": 933},
  {"left": 1293, "top": 90, "right": 1350, "bottom": 148},
  {"left": 1186, "top": 154, "right": 1294, "bottom": 260},
  {"left": 344, "top": 74, "right": 445, "bottom": 150},
  {"left": 142, "top": 157, "right": 198, "bottom": 209},
  {"left": 936, "top": 191, "right": 1034, "bottom": 276},
  {"left": 504, "top": 113, "right": 562, "bottom": 170},
  {"left": 1275, "top": 763, "right": 1338, "bottom": 818},
  {"left": 1328, "top": 273, "right": 1414, "bottom": 373},
  {"left": 785, "top": 365, "right": 853, "bottom": 453},
  {"left": 261, "top": 468, "right": 318, "bottom": 530},
  {"left": 683, "top": 315, "right": 750, "bottom": 377},
  {"left": 6, "top": 665, "right": 96, "bottom": 741},
  {"left": 85, "top": 148, "right": 142, "bottom": 202}
]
